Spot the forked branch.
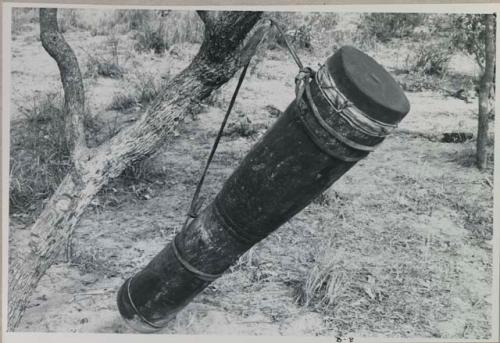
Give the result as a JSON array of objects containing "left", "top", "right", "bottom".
[{"left": 9, "top": 8, "right": 263, "bottom": 330}]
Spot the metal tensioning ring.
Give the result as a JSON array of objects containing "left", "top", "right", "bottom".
[
  {"left": 171, "top": 236, "right": 223, "bottom": 282},
  {"left": 294, "top": 68, "right": 376, "bottom": 154},
  {"left": 125, "top": 277, "right": 163, "bottom": 331},
  {"left": 315, "top": 64, "right": 398, "bottom": 138}
]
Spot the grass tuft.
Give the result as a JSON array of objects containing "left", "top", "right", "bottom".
[
  {"left": 107, "top": 92, "right": 137, "bottom": 111},
  {"left": 223, "top": 117, "right": 261, "bottom": 138},
  {"left": 9, "top": 93, "right": 71, "bottom": 215},
  {"left": 297, "top": 263, "right": 347, "bottom": 310},
  {"left": 130, "top": 71, "right": 168, "bottom": 105}
]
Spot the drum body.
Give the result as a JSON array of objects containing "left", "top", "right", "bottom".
[{"left": 117, "top": 46, "right": 410, "bottom": 332}]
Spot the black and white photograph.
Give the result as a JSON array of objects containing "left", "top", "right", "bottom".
[{"left": 2, "top": 3, "right": 499, "bottom": 342}]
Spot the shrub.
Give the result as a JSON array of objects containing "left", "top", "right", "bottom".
[
  {"left": 450, "top": 14, "right": 492, "bottom": 69},
  {"left": 165, "top": 12, "right": 204, "bottom": 45},
  {"left": 115, "top": 10, "right": 152, "bottom": 31},
  {"left": 57, "top": 9, "right": 127, "bottom": 35},
  {"left": 81, "top": 40, "right": 125, "bottom": 80},
  {"left": 11, "top": 8, "right": 38, "bottom": 35},
  {"left": 308, "top": 12, "right": 338, "bottom": 32},
  {"left": 262, "top": 12, "right": 338, "bottom": 53},
  {"left": 407, "top": 42, "right": 451, "bottom": 76},
  {"left": 133, "top": 21, "right": 169, "bottom": 54},
  {"left": 263, "top": 12, "right": 310, "bottom": 51},
  {"left": 287, "top": 25, "right": 313, "bottom": 50},
  {"left": 358, "top": 13, "right": 428, "bottom": 43},
  {"left": 57, "top": 9, "right": 79, "bottom": 33}
]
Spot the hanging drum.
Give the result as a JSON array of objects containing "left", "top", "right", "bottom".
[{"left": 117, "top": 45, "right": 411, "bottom": 332}]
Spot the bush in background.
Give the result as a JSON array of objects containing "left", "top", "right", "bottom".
[
  {"left": 12, "top": 8, "right": 38, "bottom": 35},
  {"left": 264, "top": 12, "right": 336, "bottom": 52},
  {"left": 126, "top": 10, "right": 203, "bottom": 53},
  {"left": 82, "top": 50, "right": 124, "bottom": 79},
  {"left": 451, "top": 14, "right": 490, "bottom": 69},
  {"left": 407, "top": 42, "right": 451, "bottom": 76},
  {"left": 133, "top": 21, "right": 169, "bottom": 54},
  {"left": 358, "top": 13, "right": 428, "bottom": 43}
]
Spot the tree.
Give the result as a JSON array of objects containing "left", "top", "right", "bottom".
[
  {"left": 452, "top": 14, "right": 496, "bottom": 169},
  {"left": 477, "top": 14, "right": 495, "bottom": 170},
  {"left": 8, "top": 8, "right": 266, "bottom": 329}
]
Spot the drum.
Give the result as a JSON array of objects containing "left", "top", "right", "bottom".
[{"left": 117, "top": 45, "right": 410, "bottom": 332}]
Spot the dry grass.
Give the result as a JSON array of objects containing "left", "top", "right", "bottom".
[
  {"left": 106, "top": 70, "right": 171, "bottom": 114},
  {"left": 128, "top": 71, "right": 170, "bottom": 105},
  {"left": 107, "top": 92, "right": 137, "bottom": 111},
  {"left": 289, "top": 135, "right": 493, "bottom": 338},
  {"left": 9, "top": 93, "right": 70, "bottom": 215}
]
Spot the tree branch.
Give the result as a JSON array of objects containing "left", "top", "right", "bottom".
[
  {"left": 9, "top": 9, "right": 263, "bottom": 330},
  {"left": 197, "top": 10, "right": 214, "bottom": 27},
  {"left": 197, "top": 11, "right": 262, "bottom": 65},
  {"left": 39, "top": 8, "right": 87, "bottom": 156},
  {"left": 483, "top": 14, "right": 496, "bottom": 84}
]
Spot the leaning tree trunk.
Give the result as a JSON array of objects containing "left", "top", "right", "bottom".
[
  {"left": 476, "top": 13, "right": 496, "bottom": 170},
  {"left": 8, "top": 8, "right": 265, "bottom": 330}
]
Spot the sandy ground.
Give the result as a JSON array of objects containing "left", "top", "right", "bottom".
[{"left": 8, "top": 21, "right": 494, "bottom": 338}]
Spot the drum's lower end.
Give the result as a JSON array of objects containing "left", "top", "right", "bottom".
[
  {"left": 121, "top": 314, "right": 163, "bottom": 334},
  {"left": 117, "top": 278, "right": 164, "bottom": 333}
]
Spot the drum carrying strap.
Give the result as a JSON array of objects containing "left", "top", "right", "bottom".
[{"left": 182, "top": 19, "right": 307, "bottom": 234}]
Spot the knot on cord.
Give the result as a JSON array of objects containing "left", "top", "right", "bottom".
[
  {"left": 188, "top": 197, "right": 205, "bottom": 220},
  {"left": 294, "top": 67, "right": 314, "bottom": 106}
]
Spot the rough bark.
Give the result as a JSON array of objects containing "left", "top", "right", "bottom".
[
  {"left": 476, "top": 14, "right": 496, "bottom": 170},
  {"left": 8, "top": 9, "right": 264, "bottom": 330},
  {"left": 39, "top": 8, "right": 87, "bottom": 156}
]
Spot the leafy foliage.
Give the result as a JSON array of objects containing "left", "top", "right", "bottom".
[
  {"left": 451, "top": 14, "right": 493, "bottom": 70},
  {"left": 264, "top": 12, "right": 339, "bottom": 51}
]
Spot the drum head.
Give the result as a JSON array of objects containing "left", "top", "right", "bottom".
[{"left": 327, "top": 46, "right": 410, "bottom": 124}]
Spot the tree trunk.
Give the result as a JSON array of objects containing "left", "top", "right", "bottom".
[
  {"left": 8, "top": 9, "right": 265, "bottom": 330},
  {"left": 476, "top": 14, "right": 496, "bottom": 170},
  {"left": 39, "top": 8, "right": 87, "bottom": 154}
]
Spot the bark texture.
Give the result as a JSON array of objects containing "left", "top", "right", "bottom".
[
  {"left": 39, "top": 8, "right": 87, "bottom": 155},
  {"left": 8, "top": 9, "right": 263, "bottom": 330},
  {"left": 476, "top": 14, "right": 496, "bottom": 170}
]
